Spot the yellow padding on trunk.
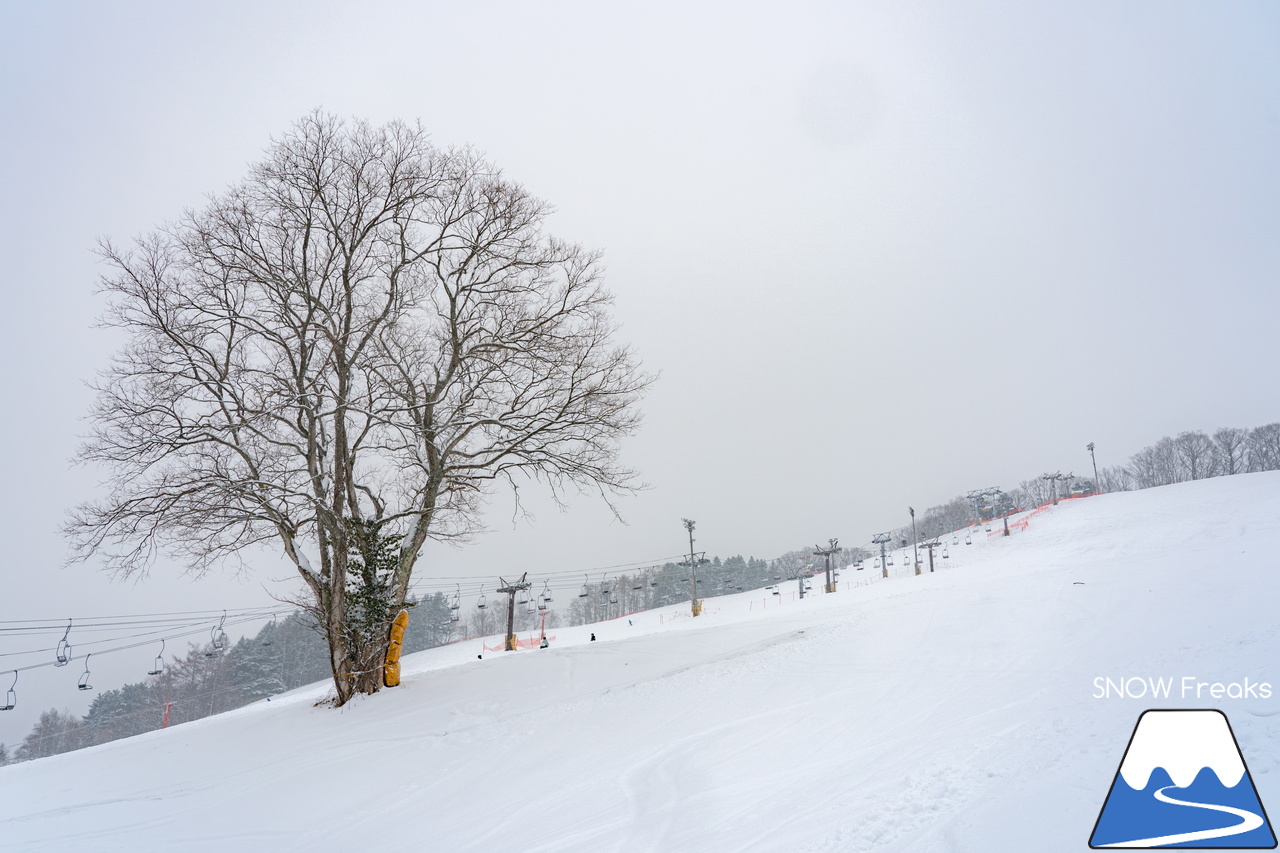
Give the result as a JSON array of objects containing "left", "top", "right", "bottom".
[{"left": 383, "top": 609, "right": 410, "bottom": 687}]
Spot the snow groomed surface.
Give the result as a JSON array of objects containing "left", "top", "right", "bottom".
[{"left": 1, "top": 473, "right": 1278, "bottom": 852}]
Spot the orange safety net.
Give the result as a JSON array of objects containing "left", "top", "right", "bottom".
[{"left": 482, "top": 635, "right": 557, "bottom": 652}]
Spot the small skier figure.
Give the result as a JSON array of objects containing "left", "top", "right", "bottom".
[{"left": 590, "top": 633, "right": 596, "bottom": 642}]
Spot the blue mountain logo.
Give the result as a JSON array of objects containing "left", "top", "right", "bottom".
[{"left": 1091, "top": 709, "right": 1276, "bottom": 848}]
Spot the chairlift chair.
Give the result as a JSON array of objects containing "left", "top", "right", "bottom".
[
  {"left": 952, "top": 535, "right": 959, "bottom": 545},
  {"left": 477, "top": 585, "right": 488, "bottom": 609},
  {"left": 886, "top": 554, "right": 894, "bottom": 565},
  {"left": 1, "top": 671, "right": 15, "bottom": 711},
  {"left": 206, "top": 625, "right": 228, "bottom": 658},
  {"left": 78, "top": 655, "right": 93, "bottom": 691},
  {"left": 942, "top": 547, "right": 950, "bottom": 559},
  {"left": 148, "top": 639, "right": 166, "bottom": 676},
  {"left": 206, "top": 611, "right": 228, "bottom": 657},
  {"left": 262, "top": 613, "right": 278, "bottom": 646},
  {"left": 55, "top": 619, "right": 72, "bottom": 667},
  {"left": 540, "top": 581, "right": 553, "bottom": 603},
  {"left": 965, "top": 533, "right": 972, "bottom": 545}
]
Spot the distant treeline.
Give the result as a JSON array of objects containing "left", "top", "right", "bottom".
[
  {"left": 890, "top": 422, "right": 1280, "bottom": 549},
  {"left": 560, "top": 554, "right": 862, "bottom": 626},
  {"left": 1091, "top": 424, "right": 1280, "bottom": 491}
]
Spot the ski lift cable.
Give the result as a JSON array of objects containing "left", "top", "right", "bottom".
[
  {"left": 402, "top": 553, "right": 690, "bottom": 593},
  {"left": 403, "top": 541, "right": 890, "bottom": 600},
  {"left": 0, "top": 605, "right": 285, "bottom": 628},
  {"left": 0, "top": 609, "right": 293, "bottom": 661},
  {"left": 405, "top": 553, "right": 688, "bottom": 582},
  {"left": 0, "top": 617, "right": 214, "bottom": 659},
  {"left": 2, "top": 612, "right": 286, "bottom": 675},
  {"left": 0, "top": 612, "right": 280, "bottom": 633}
]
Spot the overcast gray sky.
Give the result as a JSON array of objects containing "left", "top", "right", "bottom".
[{"left": 2, "top": 1, "right": 1278, "bottom": 740}]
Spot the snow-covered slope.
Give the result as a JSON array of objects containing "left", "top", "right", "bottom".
[{"left": 2, "top": 474, "right": 1279, "bottom": 852}]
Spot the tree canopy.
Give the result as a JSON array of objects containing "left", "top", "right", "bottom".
[{"left": 68, "top": 113, "right": 650, "bottom": 704}]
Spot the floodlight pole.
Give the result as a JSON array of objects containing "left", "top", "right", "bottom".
[
  {"left": 909, "top": 507, "right": 919, "bottom": 574},
  {"left": 1088, "top": 442, "right": 1101, "bottom": 493},
  {"left": 683, "top": 519, "right": 701, "bottom": 617}
]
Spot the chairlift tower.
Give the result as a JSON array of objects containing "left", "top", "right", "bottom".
[
  {"left": 966, "top": 490, "right": 984, "bottom": 527},
  {"left": 919, "top": 539, "right": 941, "bottom": 573},
  {"left": 813, "top": 538, "right": 840, "bottom": 593},
  {"left": 872, "top": 532, "right": 892, "bottom": 578},
  {"left": 1041, "top": 472, "right": 1072, "bottom": 505},
  {"left": 496, "top": 572, "right": 532, "bottom": 651}
]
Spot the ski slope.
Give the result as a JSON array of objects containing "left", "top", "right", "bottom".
[{"left": 2, "top": 473, "right": 1279, "bottom": 852}]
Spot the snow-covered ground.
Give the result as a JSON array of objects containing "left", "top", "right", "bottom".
[{"left": 2, "top": 473, "right": 1278, "bottom": 852}]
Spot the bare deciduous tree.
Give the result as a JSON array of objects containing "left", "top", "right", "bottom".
[
  {"left": 67, "top": 113, "right": 650, "bottom": 705},
  {"left": 1248, "top": 423, "right": 1280, "bottom": 472},
  {"left": 1212, "top": 427, "right": 1250, "bottom": 476},
  {"left": 1129, "top": 437, "right": 1182, "bottom": 488},
  {"left": 1173, "top": 430, "right": 1217, "bottom": 481},
  {"left": 1097, "top": 465, "right": 1134, "bottom": 493}
]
